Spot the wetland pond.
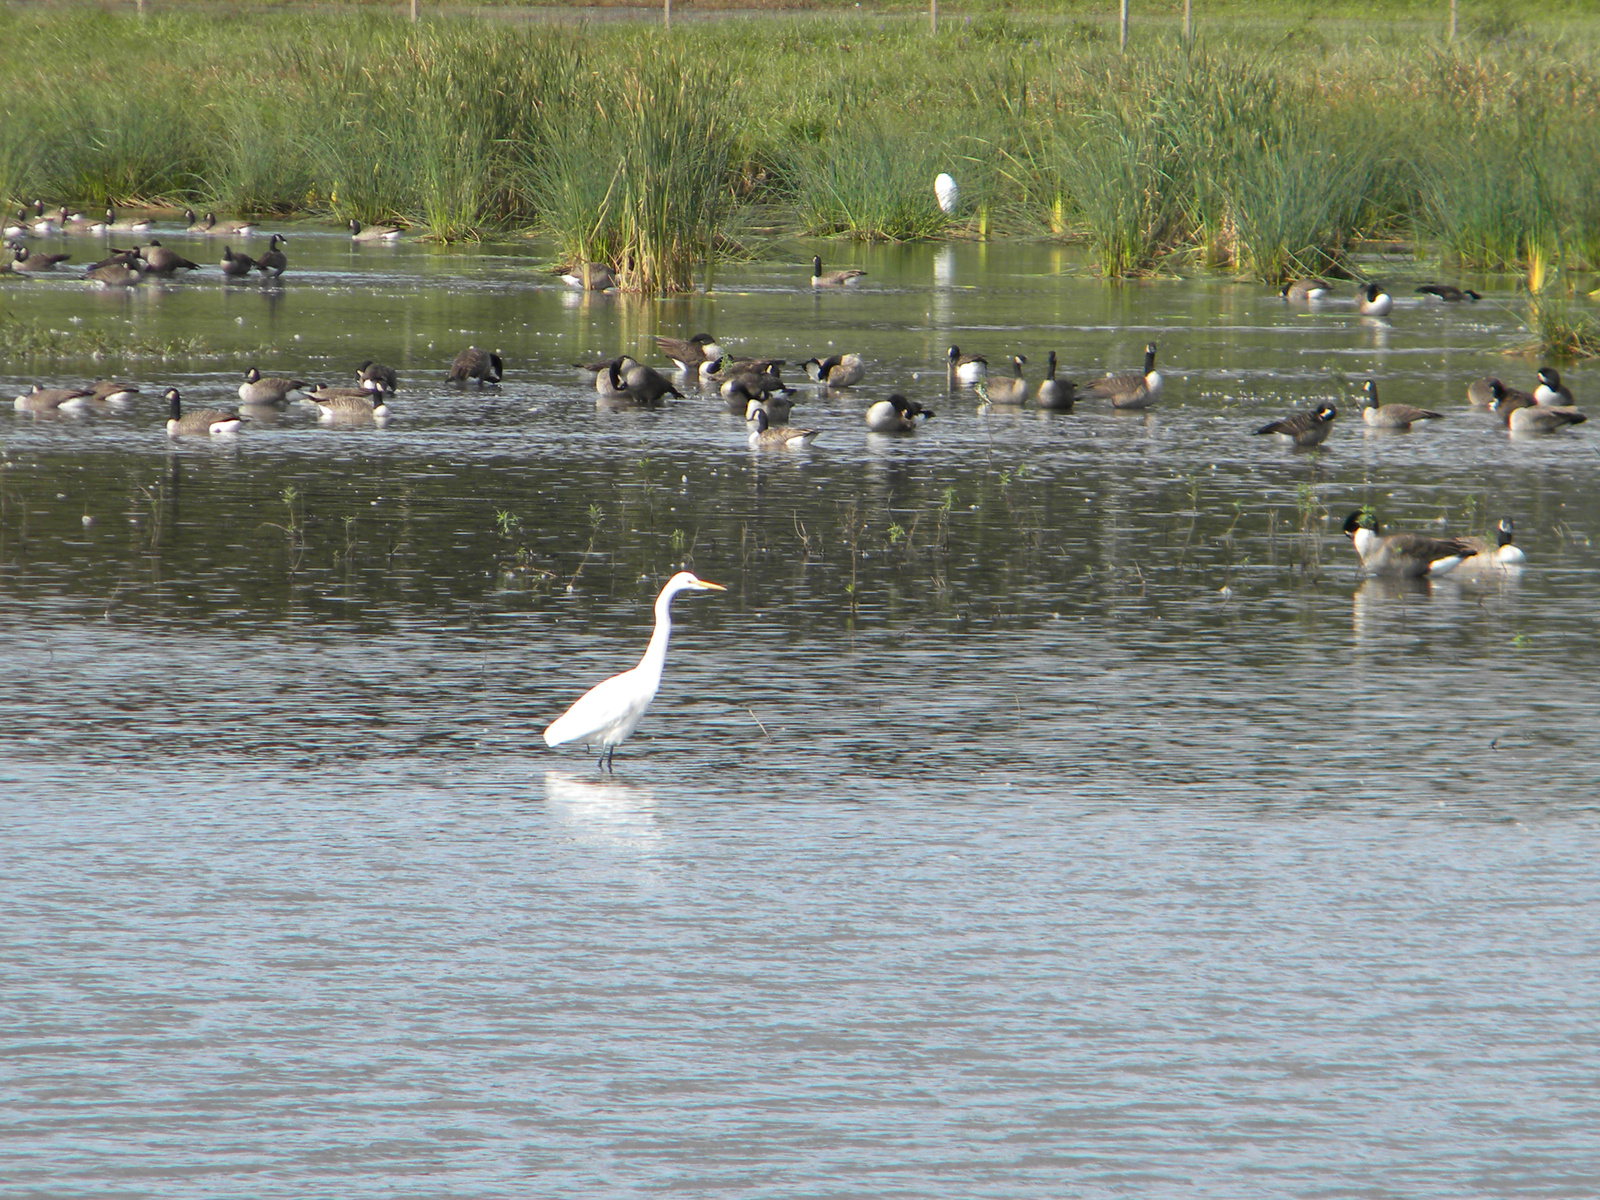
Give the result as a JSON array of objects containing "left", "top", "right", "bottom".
[{"left": 3, "top": 229, "right": 1599, "bottom": 1197}]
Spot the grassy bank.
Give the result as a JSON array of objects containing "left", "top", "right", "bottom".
[{"left": 1, "top": 6, "right": 1598, "bottom": 289}]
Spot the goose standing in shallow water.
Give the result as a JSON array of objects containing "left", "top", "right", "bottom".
[
  {"left": 255, "top": 234, "right": 287, "bottom": 279},
  {"left": 1035, "top": 351, "right": 1075, "bottom": 411},
  {"left": 1356, "top": 283, "right": 1394, "bottom": 316},
  {"left": 810, "top": 255, "right": 865, "bottom": 287},
  {"left": 543, "top": 571, "right": 726, "bottom": 771},
  {"left": 1358, "top": 379, "right": 1442, "bottom": 429},
  {"left": 657, "top": 333, "right": 725, "bottom": 376},
  {"left": 1489, "top": 384, "right": 1585, "bottom": 432},
  {"left": 865, "top": 394, "right": 935, "bottom": 432},
  {"left": 1079, "top": 342, "right": 1161, "bottom": 409},
  {"left": 1534, "top": 367, "right": 1575, "bottom": 406},
  {"left": 1343, "top": 511, "right": 1475, "bottom": 578},
  {"left": 981, "top": 355, "right": 1029, "bottom": 405},
  {"left": 165, "top": 388, "right": 243, "bottom": 436},
  {"left": 803, "top": 353, "right": 866, "bottom": 389},
  {"left": 448, "top": 346, "right": 503, "bottom": 384},
  {"left": 946, "top": 345, "right": 987, "bottom": 385},
  {"left": 220, "top": 245, "right": 256, "bottom": 277},
  {"left": 1254, "top": 401, "right": 1337, "bottom": 447}
]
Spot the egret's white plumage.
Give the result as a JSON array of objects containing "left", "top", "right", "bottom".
[
  {"left": 543, "top": 572, "right": 726, "bottom": 769},
  {"left": 934, "top": 172, "right": 959, "bottom": 215}
]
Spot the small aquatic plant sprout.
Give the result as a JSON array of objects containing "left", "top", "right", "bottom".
[{"left": 543, "top": 572, "right": 726, "bottom": 770}]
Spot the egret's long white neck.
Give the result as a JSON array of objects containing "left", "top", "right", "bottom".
[{"left": 637, "top": 585, "right": 679, "bottom": 678}]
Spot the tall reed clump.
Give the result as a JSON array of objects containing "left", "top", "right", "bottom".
[
  {"left": 786, "top": 116, "right": 954, "bottom": 242},
  {"left": 523, "top": 54, "right": 735, "bottom": 293},
  {"left": 1049, "top": 106, "right": 1182, "bottom": 276}
]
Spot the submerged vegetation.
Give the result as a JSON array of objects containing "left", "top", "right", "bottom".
[{"left": 1, "top": 8, "right": 1599, "bottom": 289}]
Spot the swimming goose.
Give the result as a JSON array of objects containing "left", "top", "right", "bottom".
[
  {"left": 202, "top": 212, "right": 256, "bottom": 237},
  {"left": 238, "top": 367, "right": 307, "bottom": 405},
  {"left": 349, "top": 218, "right": 403, "bottom": 243},
  {"left": 1456, "top": 518, "right": 1527, "bottom": 574},
  {"left": 1356, "top": 283, "right": 1394, "bottom": 316},
  {"left": 85, "top": 260, "right": 142, "bottom": 288},
  {"left": 811, "top": 255, "right": 865, "bottom": 287},
  {"left": 1035, "top": 351, "right": 1075, "bottom": 411},
  {"left": 1359, "top": 379, "right": 1442, "bottom": 429},
  {"left": 981, "top": 355, "right": 1029, "bottom": 405},
  {"left": 8, "top": 243, "right": 70, "bottom": 272},
  {"left": 30, "top": 201, "right": 59, "bottom": 237},
  {"left": 946, "top": 345, "right": 987, "bottom": 385},
  {"left": 865, "top": 393, "right": 935, "bottom": 432},
  {"left": 303, "top": 384, "right": 370, "bottom": 404},
  {"left": 3, "top": 209, "right": 26, "bottom": 238},
  {"left": 14, "top": 384, "right": 93, "bottom": 412},
  {"left": 712, "top": 356, "right": 789, "bottom": 406},
  {"left": 1281, "top": 277, "right": 1332, "bottom": 301},
  {"left": 448, "top": 346, "right": 503, "bottom": 384},
  {"left": 1534, "top": 367, "right": 1575, "bottom": 406},
  {"left": 559, "top": 261, "right": 617, "bottom": 290},
  {"left": 87, "top": 246, "right": 140, "bottom": 272},
  {"left": 255, "top": 234, "right": 287, "bottom": 279},
  {"left": 803, "top": 353, "right": 866, "bottom": 389},
  {"left": 220, "top": 245, "right": 256, "bottom": 277},
  {"left": 1417, "top": 284, "right": 1481, "bottom": 302},
  {"left": 139, "top": 240, "right": 200, "bottom": 276},
  {"left": 357, "top": 361, "right": 399, "bottom": 395},
  {"left": 656, "top": 333, "right": 725, "bottom": 375},
  {"left": 101, "top": 203, "right": 152, "bottom": 233},
  {"left": 1343, "top": 511, "right": 1475, "bottom": 577},
  {"left": 165, "top": 388, "right": 243, "bottom": 436},
  {"left": 1254, "top": 401, "right": 1337, "bottom": 447},
  {"left": 312, "top": 390, "right": 390, "bottom": 420},
  {"left": 748, "top": 406, "right": 819, "bottom": 449},
  {"left": 579, "top": 355, "right": 635, "bottom": 397},
  {"left": 1466, "top": 377, "right": 1497, "bottom": 406},
  {"left": 622, "top": 358, "right": 685, "bottom": 405},
  {"left": 1489, "top": 387, "right": 1586, "bottom": 432},
  {"left": 724, "top": 378, "right": 794, "bottom": 421},
  {"left": 57, "top": 206, "right": 92, "bottom": 234},
  {"left": 1078, "top": 342, "right": 1162, "bottom": 409},
  {"left": 89, "top": 380, "right": 140, "bottom": 404}
]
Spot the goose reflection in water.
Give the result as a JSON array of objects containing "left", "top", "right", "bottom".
[{"left": 542, "top": 770, "right": 661, "bottom": 850}]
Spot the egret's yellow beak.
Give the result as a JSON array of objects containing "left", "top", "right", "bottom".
[{"left": 697, "top": 580, "right": 727, "bottom": 592}]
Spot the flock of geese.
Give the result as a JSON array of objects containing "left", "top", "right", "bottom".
[{"left": 4, "top": 203, "right": 1586, "bottom": 582}]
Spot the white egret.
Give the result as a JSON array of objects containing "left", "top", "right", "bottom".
[
  {"left": 934, "top": 172, "right": 959, "bottom": 215},
  {"left": 543, "top": 572, "right": 726, "bottom": 770}
]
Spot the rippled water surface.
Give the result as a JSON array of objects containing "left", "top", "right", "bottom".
[{"left": 3, "top": 226, "right": 1598, "bottom": 1197}]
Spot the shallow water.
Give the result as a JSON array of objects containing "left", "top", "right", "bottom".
[{"left": 3, "top": 225, "right": 1598, "bottom": 1197}]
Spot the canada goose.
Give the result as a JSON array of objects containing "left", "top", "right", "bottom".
[
  {"left": 1281, "top": 277, "right": 1332, "bottom": 301},
  {"left": 578, "top": 355, "right": 634, "bottom": 397},
  {"left": 946, "top": 345, "right": 987, "bottom": 385},
  {"left": 89, "top": 380, "right": 140, "bottom": 404},
  {"left": 1359, "top": 379, "right": 1442, "bottom": 429},
  {"left": 1035, "top": 351, "right": 1075, "bottom": 411},
  {"left": 1079, "top": 342, "right": 1162, "bottom": 409},
  {"left": 803, "top": 353, "right": 866, "bottom": 389},
  {"left": 139, "top": 240, "right": 199, "bottom": 276},
  {"left": 349, "top": 218, "right": 402, "bottom": 243},
  {"left": 357, "top": 361, "right": 399, "bottom": 395},
  {"left": 312, "top": 391, "right": 390, "bottom": 420},
  {"left": 14, "top": 384, "right": 93, "bottom": 412},
  {"left": 238, "top": 367, "right": 307, "bottom": 405},
  {"left": 865, "top": 393, "right": 935, "bottom": 432},
  {"left": 1343, "top": 511, "right": 1475, "bottom": 578},
  {"left": 220, "top": 245, "right": 256, "bottom": 277},
  {"left": 255, "top": 234, "right": 287, "bottom": 279},
  {"left": 981, "top": 355, "right": 1029, "bottom": 405},
  {"left": 202, "top": 212, "right": 256, "bottom": 237},
  {"left": 1534, "top": 367, "right": 1575, "bottom": 406},
  {"left": 303, "top": 384, "right": 371, "bottom": 405},
  {"left": 622, "top": 358, "right": 685, "bottom": 405},
  {"left": 164, "top": 388, "right": 243, "bottom": 436},
  {"left": 1489, "top": 388, "right": 1586, "bottom": 433},
  {"left": 85, "top": 260, "right": 142, "bottom": 288},
  {"left": 448, "top": 346, "right": 503, "bottom": 384},
  {"left": 3, "top": 209, "right": 26, "bottom": 238},
  {"left": 57, "top": 205, "right": 92, "bottom": 234},
  {"left": 1357, "top": 283, "right": 1394, "bottom": 316},
  {"left": 748, "top": 406, "right": 819, "bottom": 449},
  {"left": 712, "top": 356, "right": 789, "bottom": 405},
  {"left": 1456, "top": 517, "right": 1527, "bottom": 574},
  {"left": 1255, "top": 401, "right": 1338, "bottom": 447},
  {"left": 101, "top": 203, "right": 151, "bottom": 233},
  {"left": 810, "top": 255, "right": 865, "bottom": 287},
  {"left": 742, "top": 393, "right": 800, "bottom": 425},
  {"left": 30, "top": 201, "right": 58, "bottom": 237},
  {"left": 8, "top": 243, "right": 70, "bottom": 272},
  {"left": 559, "top": 261, "right": 616, "bottom": 290},
  {"left": 1466, "top": 377, "right": 1497, "bottom": 406},
  {"left": 656, "top": 333, "right": 726, "bottom": 375},
  {"left": 1417, "top": 283, "right": 1481, "bottom": 302},
  {"left": 87, "top": 246, "right": 140, "bottom": 272}
]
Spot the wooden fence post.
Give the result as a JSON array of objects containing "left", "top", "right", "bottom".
[
  {"left": 1449, "top": 0, "right": 1457, "bottom": 40},
  {"left": 1119, "top": 0, "right": 1129, "bottom": 53},
  {"left": 930, "top": 0, "right": 937, "bottom": 35}
]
